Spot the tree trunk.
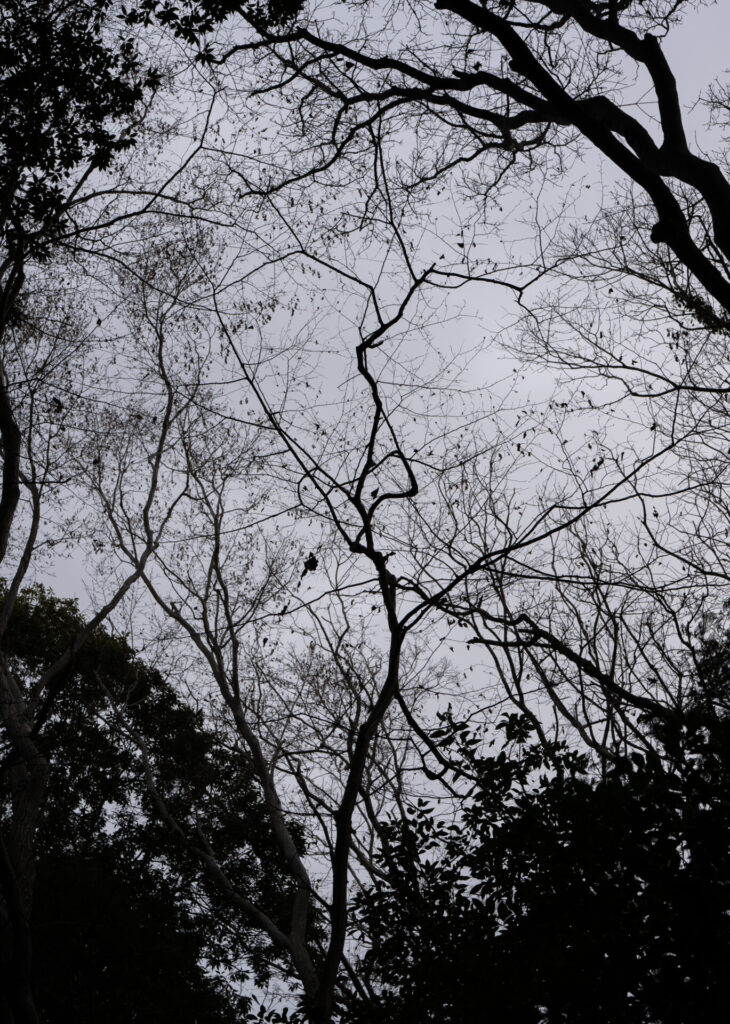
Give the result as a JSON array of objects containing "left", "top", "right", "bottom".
[
  {"left": 0, "top": 834, "right": 41, "bottom": 1024},
  {"left": 0, "top": 693, "right": 49, "bottom": 1024}
]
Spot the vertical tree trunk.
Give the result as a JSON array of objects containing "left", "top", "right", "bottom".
[
  {"left": 0, "top": 831, "right": 42, "bottom": 1024},
  {"left": 0, "top": 700, "right": 49, "bottom": 1024}
]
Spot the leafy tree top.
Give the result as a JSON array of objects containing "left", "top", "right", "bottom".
[
  {"left": 0, "top": 583, "right": 311, "bottom": 1021},
  {"left": 0, "top": 0, "right": 157, "bottom": 252},
  {"left": 349, "top": 674, "right": 730, "bottom": 1024}
]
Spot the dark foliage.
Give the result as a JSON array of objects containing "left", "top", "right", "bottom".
[
  {"left": 0, "top": 0, "right": 155, "bottom": 253},
  {"left": 125, "top": 0, "right": 304, "bottom": 52},
  {"left": 33, "top": 854, "right": 245, "bottom": 1024},
  {"left": 0, "top": 585, "right": 306, "bottom": 1023},
  {"left": 350, "top": 663, "right": 730, "bottom": 1024}
]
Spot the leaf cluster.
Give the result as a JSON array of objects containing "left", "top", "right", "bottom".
[
  {"left": 0, "top": 584, "right": 309, "bottom": 1022},
  {"left": 124, "top": 0, "right": 304, "bottom": 51},
  {"left": 350, "top": 672, "right": 730, "bottom": 1023},
  {"left": 0, "top": 0, "right": 155, "bottom": 250}
]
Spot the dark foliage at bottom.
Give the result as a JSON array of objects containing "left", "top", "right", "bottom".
[
  {"left": 1, "top": 585, "right": 307, "bottom": 1024},
  {"left": 349, "top": 644, "right": 730, "bottom": 1024}
]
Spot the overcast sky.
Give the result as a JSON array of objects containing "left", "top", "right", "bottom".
[{"left": 40, "top": 0, "right": 730, "bottom": 613}]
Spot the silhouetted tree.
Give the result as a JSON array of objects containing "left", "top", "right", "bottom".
[
  {"left": 0, "top": 11, "right": 163, "bottom": 1013},
  {"left": 18, "top": 4, "right": 730, "bottom": 1019},
  {"left": 1, "top": 0, "right": 153, "bottom": 258},
  {"left": 1, "top": 584, "right": 307, "bottom": 1023},
  {"left": 349, "top": 651, "right": 730, "bottom": 1024}
]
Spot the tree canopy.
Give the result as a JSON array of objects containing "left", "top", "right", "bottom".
[
  {"left": 5, "top": 1, "right": 730, "bottom": 1021},
  {"left": 351, "top": 667, "right": 730, "bottom": 1023},
  {"left": 1, "top": 584, "right": 308, "bottom": 1022},
  {"left": 0, "top": 0, "right": 156, "bottom": 256}
]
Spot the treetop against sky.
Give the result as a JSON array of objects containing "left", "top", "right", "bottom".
[{"left": 4, "top": 3, "right": 730, "bottom": 1023}]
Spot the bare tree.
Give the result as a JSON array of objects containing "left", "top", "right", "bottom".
[
  {"left": 83, "top": 200, "right": 693, "bottom": 1020},
  {"left": 99, "top": 7, "right": 730, "bottom": 1010},
  {"left": 0, "top": 6, "right": 257, "bottom": 1014},
  {"left": 10, "top": 2, "right": 730, "bottom": 1018},
  {"left": 0, "top": 284, "right": 178, "bottom": 1023},
  {"left": 174, "top": 0, "right": 730, "bottom": 749}
]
